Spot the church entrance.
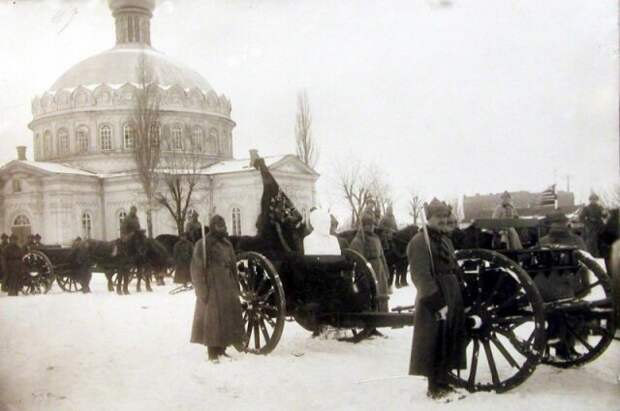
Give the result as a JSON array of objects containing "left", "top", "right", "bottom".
[{"left": 12, "top": 214, "right": 32, "bottom": 246}]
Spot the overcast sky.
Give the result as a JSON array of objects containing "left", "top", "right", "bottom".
[{"left": 0, "top": 0, "right": 617, "bottom": 221}]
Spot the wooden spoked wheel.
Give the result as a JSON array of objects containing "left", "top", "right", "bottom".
[
  {"left": 21, "top": 251, "right": 55, "bottom": 295},
  {"left": 343, "top": 248, "right": 379, "bottom": 340},
  {"left": 56, "top": 271, "right": 83, "bottom": 293},
  {"left": 236, "top": 252, "right": 286, "bottom": 354},
  {"left": 449, "top": 249, "right": 546, "bottom": 393},
  {"left": 541, "top": 250, "right": 616, "bottom": 368}
]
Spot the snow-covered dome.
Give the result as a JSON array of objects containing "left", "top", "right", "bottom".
[
  {"left": 28, "top": 0, "right": 235, "bottom": 174},
  {"left": 50, "top": 46, "right": 214, "bottom": 94}
]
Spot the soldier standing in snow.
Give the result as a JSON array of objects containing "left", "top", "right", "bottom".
[
  {"left": 0, "top": 233, "right": 8, "bottom": 292},
  {"left": 492, "top": 191, "right": 523, "bottom": 250},
  {"left": 173, "top": 233, "right": 193, "bottom": 287},
  {"left": 407, "top": 198, "right": 467, "bottom": 400},
  {"left": 350, "top": 208, "right": 391, "bottom": 311},
  {"left": 579, "top": 193, "right": 608, "bottom": 257},
  {"left": 190, "top": 215, "right": 244, "bottom": 362},
  {"left": 4, "top": 234, "right": 25, "bottom": 296}
]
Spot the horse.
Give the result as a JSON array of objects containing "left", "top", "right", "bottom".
[
  {"left": 382, "top": 225, "right": 419, "bottom": 288},
  {"left": 82, "top": 230, "right": 150, "bottom": 295}
]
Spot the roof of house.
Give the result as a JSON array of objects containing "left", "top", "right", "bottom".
[
  {"left": 0, "top": 154, "right": 318, "bottom": 179},
  {"left": 0, "top": 160, "right": 97, "bottom": 177}
]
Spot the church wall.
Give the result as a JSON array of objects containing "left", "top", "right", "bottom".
[{"left": 30, "top": 108, "right": 235, "bottom": 173}]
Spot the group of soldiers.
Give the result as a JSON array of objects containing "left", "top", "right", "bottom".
[
  {"left": 0, "top": 233, "right": 45, "bottom": 296},
  {"left": 405, "top": 192, "right": 616, "bottom": 401}
]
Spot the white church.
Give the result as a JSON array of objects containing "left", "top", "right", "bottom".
[{"left": 0, "top": 0, "right": 318, "bottom": 246}]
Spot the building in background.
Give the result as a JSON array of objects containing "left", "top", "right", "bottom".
[
  {"left": 463, "top": 190, "right": 579, "bottom": 221},
  {"left": 0, "top": 0, "right": 317, "bottom": 245}
]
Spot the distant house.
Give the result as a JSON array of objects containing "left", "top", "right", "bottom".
[{"left": 463, "top": 191, "right": 579, "bottom": 221}]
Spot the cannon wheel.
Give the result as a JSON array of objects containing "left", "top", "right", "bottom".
[
  {"left": 343, "top": 248, "right": 379, "bottom": 340},
  {"left": 21, "top": 250, "right": 55, "bottom": 295},
  {"left": 449, "top": 249, "right": 546, "bottom": 393},
  {"left": 542, "top": 250, "right": 616, "bottom": 368},
  {"left": 56, "top": 271, "right": 83, "bottom": 293},
  {"left": 235, "top": 251, "right": 286, "bottom": 355}
]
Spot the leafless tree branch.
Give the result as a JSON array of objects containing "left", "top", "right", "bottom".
[{"left": 295, "top": 90, "right": 318, "bottom": 168}]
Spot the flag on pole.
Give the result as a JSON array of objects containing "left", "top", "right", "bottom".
[{"left": 540, "top": 184, "right": 558, "bottom": 208}]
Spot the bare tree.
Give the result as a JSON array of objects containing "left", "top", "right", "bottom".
[
  {"left": 336, "top": 159, "right": 391, "bottom": 228},
  {"left": 408, "top": 188, "right": 424, "bottom": 226},
  {"left": 601, "top": 183, "right": 620, "bottom": 208},
  {"left": 131, "top": 54, "right": 161, "bottom": 238},
  {"left": 156, "top": 125, "right": 203, "bottom": 235},
  {"left": 295, "top": 90, "right": 318, "bottom": 168}
]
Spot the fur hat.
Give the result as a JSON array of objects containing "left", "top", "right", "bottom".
[
  {"left": 424, "top": 198, "right": 451, "bottom": 219},
  {"left": 589, "top": 192, "right": 599, "bottom": 201},
  {"left": 500, "top": 191, "right": 512, "bottom": 201}
]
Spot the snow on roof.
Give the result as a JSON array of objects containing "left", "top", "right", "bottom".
[
  {"left": 201, "top": 155, "right": 288, "bottom": 175},
  {"left": 1, "top": 160, "right": 97, "bottom": 177}
]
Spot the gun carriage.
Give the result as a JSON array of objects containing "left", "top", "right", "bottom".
[{"left": 221, "top": 159, "right": 617, "bottom": 393}]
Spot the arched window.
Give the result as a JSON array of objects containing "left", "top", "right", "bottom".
[
  {"left": 12, "top": 179, "right": 22, "bottom": 193},
  {"left": 100, "top": 125, "right": 112, "bottom": 151},
  {"left": 172, "top": 124, "right": 183, "bottom": 150},
  {"left": 117, "top": 209, "right": 127, "bottom": 236},
  {"left": 57, "top": 128, "right": 69, "bottom": 156},
  {"left": 150, "top": 122, "right": 160, "bottom": 147},
  {"left": 81, "top": 212, "right": 92, "bottom": 239},
  {"left": 76, "top": 126, "right": 89, "bottom": 154},
  {"left": 192, "top": 126, "right": 204, "bottom": 152},
  {"left": 12, "top": 214, "right": 31, "bottom": 246},
  {"left": 231, "top": 207, "right": 241, "bottom": 236},
  {"left": 209, "top": 128, "right": 219, "bottom": 154},
  {"left": 43, "top": 131, "right": 53, "bottom": 157},
  {"left": 123, "top": 124, "right": 135, "bottom": 149}
]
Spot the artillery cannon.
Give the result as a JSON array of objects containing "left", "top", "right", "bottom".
[{"left": 223, "top": 157, "right": 617, "bottom": 393}]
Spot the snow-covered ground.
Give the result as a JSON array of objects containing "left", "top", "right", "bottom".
[{"left": 1, "top": 275, "right": 618, "bottom": 411}]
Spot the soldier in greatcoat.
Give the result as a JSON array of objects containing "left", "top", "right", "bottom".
[
  {"left": 173, "top": 233, "right": 193, "bottom": 286},
  {"left": 407, "top": 198, "right": 467, "bottom": 400},
  {"left": 185, "top": 212, "right": 203, "bottom": 243},
  {"left": 492, "top": 191, "right": 523, "bottom": 249},
  {"left": 350, "top": 208, "right": 391, "bottom": 310},
  {"left": 4, "top": 234, "right": 25, "bottom": 296},
  {"left": 579, "top": 193, "right": 608, "bottom": 257},
  {"left": 0, "top": 233, "right": 9, "bottom": 292},
  {"left": 190, "top": 215, "right": 244, "bottom": 362}
]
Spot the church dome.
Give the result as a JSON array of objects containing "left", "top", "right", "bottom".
[
  {"left": 50, "top": 45, "right": 214, "bottom": 94},
  {"left": 29, "top": 0, "right": 235, "bottom": 174}
]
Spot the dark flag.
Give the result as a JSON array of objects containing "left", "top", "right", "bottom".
[
  {"left": 253, "top": 157, "right": 304, "bottom": 253},
  {"left": 540, "top": 184, "right": 558, "bottom": 208}
]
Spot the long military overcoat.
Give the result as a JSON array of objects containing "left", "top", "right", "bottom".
[
  {"left": 173, "top": 238, "right": 193, "bottom": 284},
  {"left": 579, "top": 203, "right": 607, "bottom": 257},
  {"left": 190, "top": 234, "right": 244, "bottom": 348},
  {"left": 4, "top": 243, "right": 24, "bottom": 296},
  {"left": 350, "top": 230, "right": 390, "bottom": 311},
  {"left": 407, "top": 229, "right": 466, "bottom": 379}
]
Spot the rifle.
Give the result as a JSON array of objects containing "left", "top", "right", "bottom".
[
  {"left": 420, "top": 209, "right": 446, "bottom": 321},
  {"left": 200, "top": 219, "right": 207, "bottom": 273}
]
